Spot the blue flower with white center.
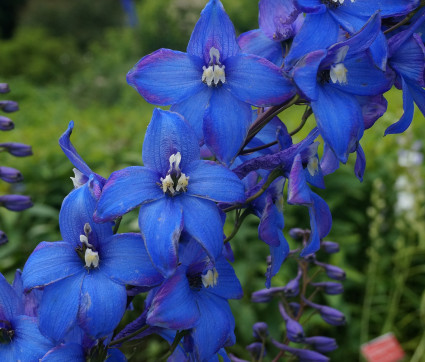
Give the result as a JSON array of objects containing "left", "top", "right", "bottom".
[
  {"left": 288, "top": 0, "right": 419, "bottom": 69},
  {"left": 22, "top": 177, "right": 163, "bottom": 342},
  {"left": 291, "top": 13, "right": 394, "bottom": 162},
  {"left": 126, "top": 0, "right": 295, "bottom": 165},
  {"left": 95, "top": 109, "right": 245, "bottom": 277},
  {"left": 0, "top": 272, "right": 54, "bottom": 361},
  {"left": 146, "top": 238, "right": 243, "bottom": 361}
]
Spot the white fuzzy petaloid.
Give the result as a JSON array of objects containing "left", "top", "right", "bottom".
[
  {"left": 202, "top": 268, "right": 219, "bottom": 288},
  {"left": 85, "top": 248, "right": 99, "bottom": 268},
  {"left": 202, "top": 47, "right": 226, "bottom": 87}
]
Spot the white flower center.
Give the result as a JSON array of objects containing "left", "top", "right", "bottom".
[
  {"left": 202, "top": 268, "right": 219, "bottom": 288},
  {"left": 160, "top": 152, "right": 189, "bottom": 195},
  {"left": 202, "top": 47, "right": 226, "bottom": 87}
]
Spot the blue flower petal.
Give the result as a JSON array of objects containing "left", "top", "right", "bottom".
[
  {"left": 147, "top": 267, "right": 200, "bottom": 330},
  {"left": 143, "top": 109, "right": 201, "bottom": 176},
  {"left": 41, "top": 343, "right": 84, "bottom": 362},
  {"left": 266, "top": 232, "right": 290, "bottom": 288},
  {"left": 225, "top": 54, "right": 295, "bottom": 106},
  {"left": 127, "top": 49, "right": 204, "bottom": 105},
  {"left": 238, "top": 29, "right": 284, "bottom": 66},
  {"left": 346, "top": 0, "right": 419, "bottom": 18},
  {"left": 39, "top": 272, "right": 84, "bottom": 342},
  {"left": 13, "top": 316, "right": 54, "bottom": 361},
  {"left": 320, "top": 144, "right": 340, "bottom": 176},
  {"left": 355, "top": 144, "right": 366, "bottom": 182},
  {"left": 207, "top": 256, "right": 243, "bottom": 300},
  {"left": 178, "top": 196, "right": 224, "bottom": 262},
  {"left": 139, "top": 197, "right": 183, "bottom": 277},
  {"left": 170, "top": 87, "right": 213, "bottom": 141},
  {"left": 185, "top": 160, "right": 245, "bottom": 203},
  {"left": 60, "top": 182, "right": 114, "bottom": 248},
  {"left": 357, "top": 95, "right": 388, "bottom": 130},
  {"left": 203, "top": 87, "right": 252, "bottom": 165},
  {"left": 78, "top": 270, "right": 127, "bottom": 339},
  {"left": 187, "top": 0, "right": 239, "bottom": 63},
  {"left": 100, "top": 233, "right": 164, "bottom": 287},
  {"left": 22, "top": 242, "right": 83, "bottom": 290},
  {"left": 287, "top": 155, "right": 312, "bottom": 205},
  {"left": 285, "top": 12, "right": 339, "bottom": 67},
  {"left": 94, "top": 166, "right": 164, "bottom": 222},
  {"left": 107, "top": 348, "right": 127, "bottom": 362},
  {"left": 385, "top": 78, "right": 415, "bottom": 135},
  {"left": 409, "top": 80, "right": 425, "bottom": 117},
  {"left": 0, "top": 273, "right": 21, "bottom": 321},
  {"left": 258, "top": 0, "right": 300, "bottom": 41},
  {"left": 311, "top": 85, "right": 363, "bottom": 163},
  {"left": 295, "top": 0, "right": 325, "bottom": 13},
  {"left": 191, "top": 293, "right": 234, "bottom": 360}
]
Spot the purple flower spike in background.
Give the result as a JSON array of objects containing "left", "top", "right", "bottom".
[
  {"left": 95, "top": 109, "right": 245, "bottom": 276},
  {"left": 126, "top": 0, "right": 295, "bottom": 164}
]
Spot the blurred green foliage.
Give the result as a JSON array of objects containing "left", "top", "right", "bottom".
[{"left": 0, "top": 1, "right": 425, "bottom": 361}]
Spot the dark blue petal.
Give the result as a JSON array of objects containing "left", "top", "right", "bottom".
[
  {"left": 12, "top": 316, "right": 54, "bottom": 360},
  {"left": 357, "top": 95, "right": 388, "bottom": 130},
  {"left": 191, "top": 293, "right": 234, "bottom": 360},
  {"left": 311, "top": 85, "right": 363, "bottom": 162},
  {"left": 41, "top": 343, "right": 84, "bottom": 362},
  {"left": 139, "top": 197, "right": 183, "bottom": 277},
  {"left": 207, "top": 256, "right": 243, "bottom": 300},
  {"left": 346, "top": 0, "right": 419, "bottom": 18},
  {"left": 292, "top": 50, "right": 327, "bottom": 101},
  {"left": 266, "top": 233, "right": 289, "bottom": 288},
  {"left": 100, "top": 233, "right": 164, "bottom": 286},
  {"left": 285, "top": 12, "right": 339, "bottom": 66},
  {"left": 0, "top": 273, "right": 21, "bottom": 321},
  {"left": 78, "top": 270, "right": 127, "bottom": 338},
  {"left": 60, "top": 181, "right": 114, "bottom": 248},
  {"left": 259, "top": 191, "right": 285, "bottom": 247},
  {"left": 39, "top": 272, "right": 84, "bottom": 342},
  {"left": 185, "top": 160, "right": 245, "bottom": 203},
  {"left": 187, "top": 0, "right": 239, "bottom": 63},
  {"left": 287, "top": 154, "right": 312, "bottom": 205},
  {"left": 385, "top": 78, "right": 415, "bottom": 135},
  {"left": 225, "top": 54, "right": 295, "bottom": 106},
  {"left": 355, "top": 143, "right": 366, "bottom": 182},
  {"left": 59, "top": 121, "right": 94, "bottom": 179},
  {"left": 147, "top": 267, "right": 200, "bottom": 329},
  {"left": 179, "top": 196, "right": 224, "bottom": 262},
  {"left": 170, "top": 87, "right": 213, "bottom": 141},
  {"left": 258, "top": 0, "right": 300, "bottom": 41},
  {"left": 203, "top": 88, "right": 252, "bottom": 165},
  {"left": 94, "top": 166, "right": 163, "bottom": 222},
  {"left": 320, "top": 144, "right": 340, "bottom": 176},
  {"left": 22, "top": 242, "right": 83, "bottom": 290},
  {"left": 408, "top": 81, "right": 425, "bottom": 117},
  {"left": 295, "top": 0, "right": 325, "bottom": 13},
  {"left": 331, "top": 53, "right": 393, "bottom": 96},
  {"left": 143, "top": 109, "right": 201, "bottom": 176},
  {"left": 127, "top": 49, "right": 204, "bottom": 105},
  {"left": 107, "top": 348, "right": 127, "bottom": 362},
  {"left": 238, "top": 29, "right": 284, "bottom": 66}
]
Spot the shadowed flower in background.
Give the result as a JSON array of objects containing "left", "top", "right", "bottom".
[{"left": 0, "top": 83, "right": 32, "bottom": 246}]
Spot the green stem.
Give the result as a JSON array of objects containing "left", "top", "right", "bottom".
[
  {"left": 160, "top": 330, "right": 190, "bottom": 361},
  {"left": 109, "top": 324, "right": 150, "bottom": 346},
  {"left": 224, "top": 209, "right": 250, "bottom": 243},
  {"left": 239, "top": 140, "right": 278, "bottom": 155},
  {"left": 289, "top": 106, "right": 312, "bottom": 136},
  {"left": 113, "top": 217, "right": 122, "bottom": 234},
  {"left": 383, "top": 1, "right": 425, "bottom": 34}
]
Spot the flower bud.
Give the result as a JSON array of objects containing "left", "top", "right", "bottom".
[
  {"left": 0, "top": 231, "right": 8, "bottom": 245},
  {"left": 282, "top": 267, "right": 302, "bottom": 297},
  {"left": 311, "top": 282, "right": 344, "bottom": 295},
  {"left": 279, "top": 302, "right": 305, "bottom": 342},
  {"left": 246, "top": 342, "right": 265, "bottom": 359},
  {"left": 0, "top": 100, "right": 19, "bottom": 113},
  {"left": 302, "top": 297, "right": 345, "bottom": 326},
  {"left": 0, "top": 143, "right": 33, "bottom": 157},
  {"left": 315, "top": 261, "right": 346, "bottom": 281},
  {"left": 0, "top": 166, "right": 23, "bottom": 183},
  {"left": 253, "top": 322, "right": 269, "bottom": 340},
  {"left": 289, "top": 228, "right": 305, "bottom": 240},
  {"left": 0, "top": 195, "right": 33, "bottom": 211},
  {"left": 321, "top": 241, "right": 339, "bottom": 254},
  {"left": 252, "top": 287, "right": 286, "bottom": 303},
  {"left": 289, "top": 302, "right": 300, "bottom": 316},
  {"left": 304, "top": 336, "right": 338, "bottom": 353},
  {"left": 0, "top": 84, "right": 10, "bottom": 93},
  {"left": 272, "top": 339, "right": 330, "bottom": 361},
  {"left": 0, "top": 116, "right": 14, "bottom": 131}
]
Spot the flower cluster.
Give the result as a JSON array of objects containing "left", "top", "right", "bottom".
[
  {"left": 1, "top": 0, "right": 424, "bottom": 360},
  {"left": 0, "top": 83, "right": 32, "bottom": 245}
]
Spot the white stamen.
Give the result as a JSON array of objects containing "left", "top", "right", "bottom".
[
  {"left": 202, "top": 268, "right": 219, "bottom": 288},
  {"left": 85, "top": 248, "right": 99, "bottom": 268},
  {"left": 161, "top": 174, "right": 175, "bottom": 194},
  {"left": 176, "top": 174, "right": 189, "bottom": 192},
  {"left": 202, "top": 47, "right": 226, "bottom": 87},
  {"left": 168, "top": 152, "right": 182, "bottom": 173}
]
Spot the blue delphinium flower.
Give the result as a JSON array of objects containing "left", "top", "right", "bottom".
[
  {"left": 146, "top": 238, "right": 243, "bottom": 361},
  {"left": 22, "top": 176, "right": 163, "bottom": 342},
  {"left": 95, "top": 108, "right": 245, "bottom": 277},
  {"left": 385, "top": 11, "right": 425, "bottom": 134},
  {"left": 291, "top": 13, "right": 394, "bottom": 162},
  {"left": 0, "top": 272, "right": 54, "bottom": 360},
  {"left": 288, "top": 0, "right": 419, "bottom": 68},
  {"left": 0, "top": 83, "right": 32, "bottom": 245},
  {"left": 126, "top": 0, "right": 295, "bottom": 164}
]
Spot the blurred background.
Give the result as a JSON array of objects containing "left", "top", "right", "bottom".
[{"left": 0, "top": 0, "right": 424, "bottom": 361}]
